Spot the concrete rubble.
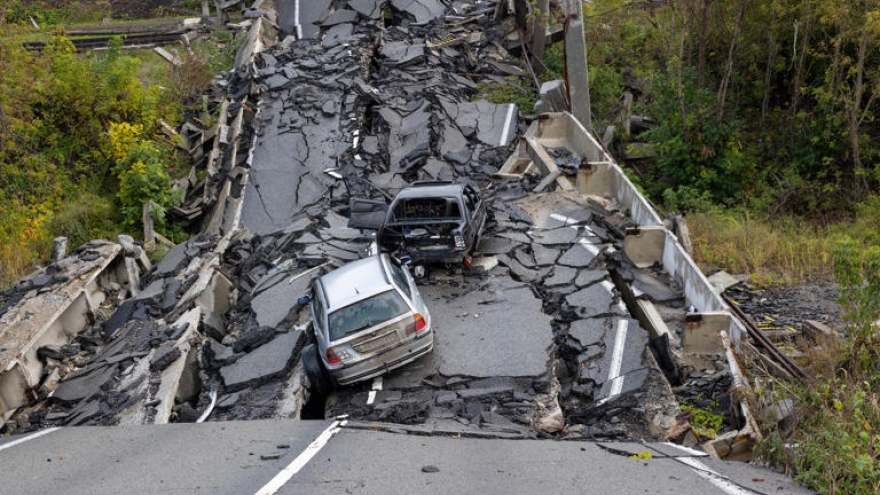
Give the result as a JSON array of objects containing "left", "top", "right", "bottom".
[{"left": 0, "top": 0, "right": 760, "bottom": 457}]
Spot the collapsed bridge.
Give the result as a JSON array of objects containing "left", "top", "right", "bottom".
[{"left": 1, "top": 0, "right": 765, "bottom": 460}]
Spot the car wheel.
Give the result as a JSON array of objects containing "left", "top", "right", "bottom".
[{"left": 302, "top": 343, "right": 335, "bottom": 395}]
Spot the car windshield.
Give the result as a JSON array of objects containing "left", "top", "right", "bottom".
[{"left": 328, "top": 290, "right": 410, "bottom": 341}]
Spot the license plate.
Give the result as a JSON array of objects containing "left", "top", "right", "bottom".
[{"left": 354, "top": 332, "right": 397, "bottom": 353}]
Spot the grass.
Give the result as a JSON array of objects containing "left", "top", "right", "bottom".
[
  {"left": 687, "top": 210, "right": 835, "bottom": 283},
  {"left": 756, "top": 329, "right": 880, "bottom": 495},
  {"left": 474, "top": 78, "right": 538, "bottom": 111},
  {"left": 687, "top": 193, "right": 880, "bottom": 284},
  {"left": 695, "top": 209, "right": 880, "bottom": 494}
]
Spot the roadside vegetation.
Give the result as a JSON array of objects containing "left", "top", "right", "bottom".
[
  {"left": 0, "top": 0, "right": 236, "bottom": 287},
  {"left": 476, "top": 1, "right": 880, "bottom": 492}
]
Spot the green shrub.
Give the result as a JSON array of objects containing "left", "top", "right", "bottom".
[{"left": 114, "top": 141, "right": 181, "bottom": 230}]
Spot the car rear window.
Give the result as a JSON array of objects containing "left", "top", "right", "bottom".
[
  {"left": 328, "top": 290, "right": 410, "bottom": 340},
  {"left": 391, "top": 198, "right": 461, "bottom": 221}
]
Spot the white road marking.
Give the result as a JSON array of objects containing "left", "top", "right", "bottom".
[
  {"left": 366, "top": 376, "right": 383, "bottom": 405},
  {"left": 254, "top": 420, "right": 345, "bottom": 495},
  {"left": 498, "top": 104, "right": 516, "bottom": 146},
  {"left": 233, "top": 103, "right": 262, "bottom": 230},
  {"left": 578, "top": 238, "right": 601, "bottom": 256},
  {"left": 0, "top": 427, "right": 60, "bottom": 453},
  {"left": 293, "top": 0, "right": 303, "bottom": 39},
  {"left": 661, "top": 441, "right": 707, "bottom": 457},
  {"left": 548, "top": 213, "right": 602, "bottom": 256},
  {"left": 598, "top": 319, "right": 628, "bottom": 404},
  {"left": 675, "top": 457, "right": 761, "bottom": 495},
  {"left": 549, "top": 213, "right": 598, "bottom": 237}
]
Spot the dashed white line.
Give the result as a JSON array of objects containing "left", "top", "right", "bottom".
[
  {"left": 0, "top": 427, "right": 60, "bottom": 453},
  {"left": 675, "top": 457, "right": 761, "bottom": 495},
  {"left": 254, "top": 420, "right": 345, "bottom": 495},
  {"left": 498, "top": 104, "right": 516, "bottom": 146},
  {"left": 366, "top": 391, "right": 377, "bottom": 405},
  {"left": 578, "top": 238, "right": 601, "bottom": 256}
]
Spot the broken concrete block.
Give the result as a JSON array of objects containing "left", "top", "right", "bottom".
[
  {"left": 150, "top": 345, "right": 182, "bottom": 372},
  {"left": 566, "top": 283, "right": 615, "bottom": 317},
  {"left": 51, "top": 364, "right": 116, "bottom": 405},
  {"left": 200, "top": 311, "right": 228, "bottom": 341},
  {"left": 220, "top": 329, "right": 304, "bottom": 391},
  {"left": 232, "top": 326, "right": 276, "bottom": 353}
]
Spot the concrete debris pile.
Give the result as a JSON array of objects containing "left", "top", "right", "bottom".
[
  {"left": 240, "top": 0, "right": 522, "bottom": 238},
  {"left": 0, "top": 237, "right": 151, "bottom": 430},
  {"left": 487, "top": 192, "right": 685, "bottom": 439},
  {"left": 0, "top": 235, "right": 240, "bottom": 432},
  {"left": 192, "top": 217, "right": 373, "bottom": 421},
  {"left": 724, "top": 283, "right": 841, "bottom": 341}
]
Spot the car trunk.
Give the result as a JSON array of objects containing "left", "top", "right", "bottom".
[{"left": 342, "top": 313, "right": 413, "bottom": 357}]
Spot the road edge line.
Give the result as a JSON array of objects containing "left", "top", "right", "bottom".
[{"left": 0, "top": 427, "right": 60, "bottom": 453}]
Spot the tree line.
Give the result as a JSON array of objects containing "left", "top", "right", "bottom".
[{"left": 579, "top": 0, "right": 879, "bottom": 221}]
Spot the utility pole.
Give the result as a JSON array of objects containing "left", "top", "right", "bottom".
[{"left": 563, "top": 0, "right": 592, "bottom": 130}]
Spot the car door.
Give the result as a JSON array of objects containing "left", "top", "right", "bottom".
[{"left": 348, "top": 198, "right": 389, "bottom": 230}]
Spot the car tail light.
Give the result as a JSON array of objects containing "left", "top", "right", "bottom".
[
  {"left": 406, "top": 313, "right": 427, "bottom": 335},
  {"left": 453, "top": 235, "right": 466, "bottom": 250},
  {"left": 326, "top": 348, "right": 341, "bottom": 364}
]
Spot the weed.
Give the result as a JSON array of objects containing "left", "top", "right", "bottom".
[
  {"left": 680, "top": 399, "right": 724, "bottom": 440},
  {"left": 629, "top": 450, "right": 653, "bottom": 460},
  {"left": 474, "top": 78, "right": 537, "bottom": 111},
  {"left": 756, "top": 242, "right": 880, "bottom": 495}
]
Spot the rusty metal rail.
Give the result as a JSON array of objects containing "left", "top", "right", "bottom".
[
  {"left": 723, "top": 294, "right": 809, "bottom": 381},
  {"left": 23, "top": 32, "right": 185, "bottom": 52}
]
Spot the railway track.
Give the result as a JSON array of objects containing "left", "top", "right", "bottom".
[{"left": 24, "top": 31, "right": 187, "bottom": 52}]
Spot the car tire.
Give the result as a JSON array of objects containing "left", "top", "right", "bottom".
[{"left": 302, "top": 343, "right": 335, "bottom": 395}]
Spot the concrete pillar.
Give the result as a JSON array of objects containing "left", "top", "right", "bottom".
[
  {"left": 563, "top": 0, "right": 591, "bottom": 130},
  {"left": 201, "top": 0, "right": 211, "bottom": 22},
  {"left": 682, "top": 312, "right": 729, "bottom": 354},
  {"left": 623, "top": 226, "right": 667, "bottom": 268}
]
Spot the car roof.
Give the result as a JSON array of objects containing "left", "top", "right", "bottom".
[
  {"left": 395, "top": 181, "right": 466, "bottom": 199},
  {"left": 318, "top": 255, "right": 393, "bottom": 311}
]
